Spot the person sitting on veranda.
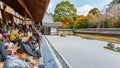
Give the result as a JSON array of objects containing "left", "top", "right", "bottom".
[
  {"left": 2, "top": 29, "right": 8, "bottom": 41},
  {"left": 32, "top": 28, "right": 42, "bottom": 49},
  {"left": 0, "top": 34, "right": 7, "bottom": 61},
  {"left": 9, "top": 27, "right": 21, "bottom": 44},
  {"left": 4, "top": 38, "right": 14, "bottom": 49},
  {"left": 4, "top": 38, "right": 15, "bottom": 56},
  {"left": 26, "top": 36, "right": 41, "bottom": 59},
  {"left": 3, "top": 41, "right": 36, "bottom": 68}
]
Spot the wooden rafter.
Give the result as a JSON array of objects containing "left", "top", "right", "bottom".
[
  {"left": 18, "top": 0, "right": 33, "bottom": 20},
  {"left": 0, "top": 0, "right": 50, "bottom": 22}
]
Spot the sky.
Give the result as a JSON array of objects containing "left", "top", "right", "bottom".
[{"left": 47, "top": 0, "right": 113, "bottom": 15}]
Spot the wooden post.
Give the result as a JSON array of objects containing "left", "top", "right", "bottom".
[{"left": 24, "top": 12, "right": 27, "bottom": 22}]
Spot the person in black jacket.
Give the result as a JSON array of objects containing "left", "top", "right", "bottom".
[{"left": 25, "top": 36, "right": 41, "bottom": 59}]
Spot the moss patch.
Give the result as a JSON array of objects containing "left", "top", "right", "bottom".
[
  {"left": 104, "top": 46, "right": 113, "bottom": 50},
  {"left": 104, "top": 46, "right": 120, "bottom": 52}
]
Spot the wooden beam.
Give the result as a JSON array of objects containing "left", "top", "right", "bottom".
[{"left": 17, "top": 0, "right": 33, "bottom": 20}]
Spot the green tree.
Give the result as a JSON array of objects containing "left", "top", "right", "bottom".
[
  {"left": 88, "top": 8, "right": 100, "bottom": 15},
  {"left": 53, "top": 0, "right": 77, "bottom": 22},
  {"left": 74, "top": 16, "right": 89, "bottom": 28},
  {"left": 77, "top": 18, "right": 89, "bottom": 28}
]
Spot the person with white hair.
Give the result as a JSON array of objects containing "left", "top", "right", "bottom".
[{"left": 3, "top": 42, "right": 36, "bottom": 68}]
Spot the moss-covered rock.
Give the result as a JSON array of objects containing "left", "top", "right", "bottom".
[
  {"left": 104, "top": 43, "right": 120, "bottom": 52},
  {"left": 107, "top": 42, "right": 115, "bottom": 49},
  {"left": 114, "top": 47, "right": 120, "bottom": 52}
]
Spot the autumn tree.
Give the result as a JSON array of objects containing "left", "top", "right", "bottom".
[
  {"left": 53, "top": 0, "right": 77, "bottom": 22},
  {"left": 62, "top": 17, "right": 73, "bottom": 28},
  {"left": 74, "top": 16, "right": 89, "bottom": 28}
]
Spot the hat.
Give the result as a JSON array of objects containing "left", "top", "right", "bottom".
[{"left": 18, "top": 42, "right": 37, "bottom": 57}]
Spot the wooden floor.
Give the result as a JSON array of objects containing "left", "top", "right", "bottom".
[{"left": 0, "top": 62, "right": 3, "bottom": 68}]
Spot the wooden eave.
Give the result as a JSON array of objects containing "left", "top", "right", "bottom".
[
  {"left": 0, "top": 0, "right": 50, "bottom": 22},
  {"left": 23, "top": 0, "right": 50, "bottom": 21}
]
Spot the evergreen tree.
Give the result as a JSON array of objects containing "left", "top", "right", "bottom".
[{"left": 53, "top": 0, "right": 77, "bottom": 22}]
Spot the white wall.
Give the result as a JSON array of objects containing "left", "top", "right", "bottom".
[{"left": 51, "top": 27, "right": 57, "bottom": 35}]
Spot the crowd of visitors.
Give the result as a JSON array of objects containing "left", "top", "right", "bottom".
[{"left": 0, "top": 21, "right": 42, "bottom": 68}]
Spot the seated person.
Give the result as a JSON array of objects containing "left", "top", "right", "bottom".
[
  {"left": 0, "top": 34, "right": 7, "bottom": 61},
  {"left": 2, "top": 32, "right": 8, "bottom": 39},
  {"left": 5, "top": 38, "right": 13, "bottom": 49},
  {"left": 3, "top": 42, "right": 36, "bottom": 68},
  {"left": 9, "top": 29, "right": 21, "bottom": 43},
  {"left": 4, "top": 38, "right": 15, "bottom": 56},
  {"left": 0, "top": 28, "right": 3, "bottom": 33},
  {"left": 25, "top": 37, "right": 41, "bottom": 59},
  {"left": 2, "top": 29, "right": 8, "bottom": 41},
  {"left": 33, "top": 29, "right": 42, "bottom": 49}
]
